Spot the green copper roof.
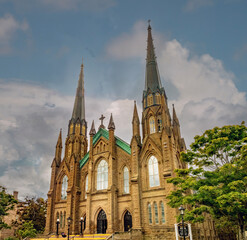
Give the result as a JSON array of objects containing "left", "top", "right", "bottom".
[
  {"left": 79, "top": 128, "right": 131, "bottom": 169},
  {"left": 80, "top": 152, "right": 89, "bottom": 168}
]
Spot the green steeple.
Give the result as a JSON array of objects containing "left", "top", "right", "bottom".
[{"left": 144, "top": 22, "right": 162, "bottom": 93}]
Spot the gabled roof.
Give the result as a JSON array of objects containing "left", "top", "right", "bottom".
[{"left": 79, "top": 128, "right": 131, "bottom": 169}]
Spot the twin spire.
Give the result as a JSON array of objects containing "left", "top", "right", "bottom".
[
  {"left": 72, "top": 58, "right": 85, "bottom": 121},
  {"left": 70, "top": 21, "right": 166, "bottom": 137},
  {"left": 145, "top": 22, "right": 162, "bottom": 93}
]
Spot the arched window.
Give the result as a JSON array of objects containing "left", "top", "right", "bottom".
[
  {"left": 60, "top": 212, "right": 63, "bottom": 228},
  {"left": 148, "top": 203, "right": 152, "bottom": 224},
  {"left": 154, "top": 202, "right": 158, "bottom": 224},
  {"left": 157, "top": 115, "right": 162, "bottom": 132},
  {"left": 97, "top": 160, "right": 108, "bottom": 190},
  {"left": 63, "top": 211, "right": 66, "bottom": 228},
  {"left": 85, "top": 175, "right": 88, "bottom": 199},
  {"left": 149, "top": 116, "right": 155, "bottom": 134},
  {"left": 147, "top": 94, "right": 153, "bottom": 106},
  {"left": 155, "top": 93, "right": 161, "bottom": 104},
  {"left": 148, "top": 156, "right": 160, "bottom": 187},
  {"left": 123, "top": 167, "right": 129, "bottom": 194},
  {"left": 160, "top": 202, "right": 165, "bottom": 224},
  {"left": 61, "top": 175, "right": 68, "bottom": 200}
]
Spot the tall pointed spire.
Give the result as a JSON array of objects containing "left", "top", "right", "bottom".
[
  {"left": 145, "top": 21, "right": 162, "bottom": 92},
  {"left": 72, "top": 57, "right": 85, "bottom": 121},
  {"left": 172, "top": 104, "right": 180, "bottom": 126},
  {"left": 132, "top": 101, "right": 140, "bottom": 139},
  {"left": 56, "top": 128, "right": 62, "bottom": 147},
  {"left": 132, "top": 101, "right": 140, "bottom": 124}
]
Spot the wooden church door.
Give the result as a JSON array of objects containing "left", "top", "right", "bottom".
[
  {"left": 124, "top": 211, "right": 132, "bottom": 232},
  {"left": 97, "top": 210, "right": 107, "bottom": 234}
]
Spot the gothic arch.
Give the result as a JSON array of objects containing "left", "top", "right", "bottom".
[
  {"left": 93, "top": 207, "right": 108, "bottom": 233},
  {"left": 141, "top": 152, "right": 162, "bottom": 190},
  {"left": 140, "top": 137, "right": 162, "bottom": 162},
  {"left": 95, "top": 159, "right": 108, "bottom": 190},
  {"left": 122, "top": 209, "right": 132, "bottom": 232}
]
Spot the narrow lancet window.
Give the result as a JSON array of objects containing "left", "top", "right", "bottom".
[
  {"left": 85, "top": 174, "right": 88, "bottom": 199},
  {"left": 160, "top": 202, "right": 165, "bottom": 223},
  {"left": 157, "top": 115, "right": 162, "bottom": 132},
  {"left": 148, "top": 156, "right": 160, "bottom": 187},
  {"left": 148, "top": 203, "right": 152, "bottom": 224},
  {"left": 155, "top": 93, "right": 161, "bottom": 104},
  {"left": 147, "top": 94, "right": 153, "bottom": 106},
  {"left": 154, "top": 202, "right": 158, "bottom": 224},
  {"left": 149, "top": 116, "right": 155, "bottom": 134},
  {"left": 97, "top": 160, "right": 108, "bottom": 190},
  {"left": 123, "top": 167, "right": 129, "bottom": 194},
  {"left": 61, "top": 175, "right": 68, "bottom": 200}
]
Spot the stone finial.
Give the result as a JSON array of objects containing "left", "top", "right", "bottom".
[
  {"left": 89, "top": 120, "right": 96, "bottom": 136},
  {"left": 132, "top": 100, "right": 140, "bottom": 124},
  {"left": 108, "top": 113, "right": 115, "bottom": 130},
  {"left": 56, "top": 129, "right": 62, "bottom": 147}
]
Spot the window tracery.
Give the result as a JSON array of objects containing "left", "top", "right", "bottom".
[
  {"left": 61, "top": 175, "right": 68, "bottom": 200},
  {"left": 148, "top": 156, "right": 160, "bottom": 187},
  {"left": 97, "top": 160, "right": 108, "bottom": 190},
  {"left": 123, "top": 167, "right": 129, "bottom": 194},
  {"left": 149, "top": 116, "right": 155, "bottom": 134}
]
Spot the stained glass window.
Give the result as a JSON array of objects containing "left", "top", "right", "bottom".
[
  {"left": 160, "top": 202, "right": 165, "bottom": 223},
  {"left": 123, "top": 167, "right": 129, "bottom": 194},
  {"left": 85, "top": 175, "right": 88, "bottom": 199},
  {"left": 97, "top": 160, "right": 108, "bottom": 190},
  {"left": 149, "top": 116, "right": 155, "bottom": 134},
  {"left": 61, "top": 175, "right": 68, "bottom": 200},
  {"left": 148, "top": 203, "right": 152, "bottom": 224},
  {"left": 154, "top": 202, "right": 158, "bottom": 224},
  {"left": 148, "top": 156, "right": 160, "bottom": 187}
]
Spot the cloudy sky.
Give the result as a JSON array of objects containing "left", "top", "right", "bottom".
[{"left": 0, "top": 0, "right": 247, "bottom": 199}]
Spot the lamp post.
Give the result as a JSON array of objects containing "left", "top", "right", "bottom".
[
  {"left": 80, "top": 217, "right": 84, "bottom": 235},
  {"left": 56, "top": 218, "right": 60, "bottom": 236},
  {"left": 67, "top": 217, "right": 72, "bottom": 240},
  {"left": 179, "top": 205, "right": 186, "bottom": 240}
]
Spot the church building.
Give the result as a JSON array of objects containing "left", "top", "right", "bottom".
[{"left": 45, "top": 24, "right": 216, "bottom": 240}]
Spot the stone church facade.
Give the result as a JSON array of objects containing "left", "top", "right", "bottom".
[{"left": 45, "top": 24, "right": 217, "bottom": 239}]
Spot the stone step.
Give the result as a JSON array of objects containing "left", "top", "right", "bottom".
[{"left": 31, "top": 234, "right": 111, "bottom": 240}]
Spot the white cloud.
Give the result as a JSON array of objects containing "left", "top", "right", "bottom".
[
  {"left": 106, "top": 21, "right": 247, "bottom": 145},
  {"left": 0, "top": 14, "right": 29, "bottom": 54},
  {"left": 0, "top": 79, "right": 136, "bottom": 199},
  {"left": 184, "top": 0, "right": 214, "bottom": 11}
]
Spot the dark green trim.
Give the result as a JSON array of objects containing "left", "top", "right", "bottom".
[
  {"left": 79, "top": 128, "right": 131, "bottom": 169},
  {"left": 80, "top": 152, "right": 89, "bottom": 168}
]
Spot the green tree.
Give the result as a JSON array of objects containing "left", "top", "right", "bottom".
[
  {"left": 16, "top": 221, "right": 37, "bottom": 239},
  {"left": 167, "top": 123, "right": 247, "bottom": 240},
  {"left": 0, "top": 186, "right": 17, "bottom": 230},
  {"left": 16, "top": 197, "right": 47, "bottom": 233}
]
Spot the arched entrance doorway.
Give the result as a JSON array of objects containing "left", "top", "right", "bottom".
[
  {"left": 124, "top": 211, "right": 132, "bottom": 232},
  {"left": 97, "top": 209, "right": 107, "bottom": 233},
  {"left": 83, "top": 216, "right": 86, "bottom": 230}
]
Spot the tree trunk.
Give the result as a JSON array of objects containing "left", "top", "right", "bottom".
[{"left": 238, "top": 215, "right": 246, "bottom": 240}]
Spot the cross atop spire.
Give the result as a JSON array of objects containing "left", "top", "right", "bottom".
[
  {"left": 98, "top": 114, "right": 105, "bottom": 130},
  {"left": 145, "top": 21, "right": 162, "bottom": 93},
  {"left": 71, "top": 58, "right": 85, "bottom": 121}
]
